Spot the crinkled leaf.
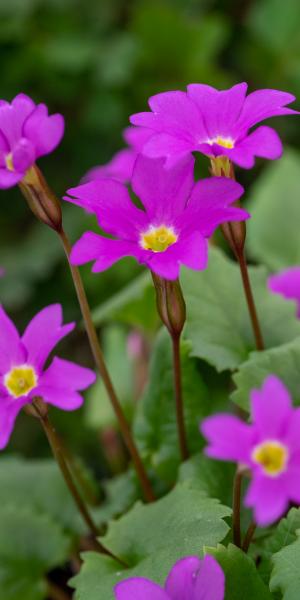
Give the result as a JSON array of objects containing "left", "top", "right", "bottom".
[
  {"left": 256, "top": 508, "right": 300, "bottom": 584},
  {"left": 231, "top": 336, "right": 300, "bottom": 411},
  {"left": 208, "top": 544, "right": 272, "bottom": 600},
  {"left": 270, "top": 533, "right": 300, "bottom": 599},
  {"left": 71, "top": 483, "right": 231, "bottom": 600},
  {"left": 178, "top": 453, "right": 235, "bottom": 508},
  {"left": 181, "top": 247, "right": 300, "bottom": 372}
]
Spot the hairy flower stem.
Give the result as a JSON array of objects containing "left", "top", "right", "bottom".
[
  {"left": 242, "top": 521, "right": 257, "bottom": 553},
  {"left": 30, "top": 399, "right": 127, "bottom": 566},
  {"left": 59, "top": 229, "right": 155, "bottom": 503},
  {"left": 151, "top": 273, "right": 189, "bottom": 461},
  {"left": 172, "top": 334, "right": 189, "bottom": 461},
  {"left": 236, "top": 248, "right": 264, "bottom": 351},
  {"left": 211, "top": 158, "right": 264, "bottom": 352},
  {"left": 232, "top": 469, "right": 243, "bottom": 548}
]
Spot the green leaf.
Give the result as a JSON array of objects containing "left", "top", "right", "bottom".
[
  {"left": 91, "top": 271, "right": 158, "bottom": 333},
  {"left": 270, "top": 534, "right": 300, "bottom": 599},
  {"left": 0, "top": 456, "right": 82, "bottom": 534},
  {"left": 231, "top": 336, "right": 300, "bottom": 410},
  {"left": 208, "top": 544, "right": 272, "bottom": 600},
  {"left": 0, "top": 505, "right": 70, "bottom": 600},
  {"left": 71, "top": 483, "right": 231, "bottom": 600},
  {"left": 133, "top": 328, "right": 211, "bottom": 484},
  {"left": 178, "top": 453, "right": 235, "bottom": 508},
  {"left": 247, "top": 149, "right": 300, "bottom": 271},
  {"left": 181, "top": 247, "right": 300, "bottom": 372},
  {"left": 255, "top": 508, "right": 300, "bottom": 584},
  {"left": 92, "top": 470, "right": 139, "bottom": 526}
]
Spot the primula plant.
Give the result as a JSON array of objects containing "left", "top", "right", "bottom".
[{"left": 0, "top": 78, "right": 300, "bottom": 600}]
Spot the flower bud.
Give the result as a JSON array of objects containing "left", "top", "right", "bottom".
[
  {"left": 19, "top": 165, "right": 62, "bottom": 232},
  {"left": 151, "top": 273, "right": 186, "bottom": 338}
]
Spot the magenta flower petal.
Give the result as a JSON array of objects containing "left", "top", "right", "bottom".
[
  {"left": 180, "top": 176, "right": 246, "bottom": 236},
  {"left": 24, "top": 104, "right": 65, "bottom": 157},
  {"left": 0, "top": 94, "right": 35, "bottom": 146},
  {"left": 70, "top": 232, "right": 140, "bottom": 272},
  {"left": 166, "top": 232, "right": 208, "bottom": 272},
  {"left": 165, "top": 556, "right": 202, "bottom": 600},
  {"left": 114, "top": 556, "right": 225, "bottom": 600},
  {"left": 268, "top": 267, "right": 300, "bottom": 317},
  {"left": 148, "top": 91, "right": 207, "bottom": 138},
  {"left": 130, "top": 83, "right": 298, "bottom": 169},
  {"left": 123, "top": 125, "right": 154, "bottom": 148},
  {"left": 115, "top": 578, "right": 169, "bottom": 600},
  {"left": 36, "top": 357, "right": 95, "bottom": 410},
  {"left": 22, "top": 304, "right": 75, "bottom": 370},
  {"left": 191, "top": 555, "right": 225, "bottom": 600},
  {"left": 227, "top": 126, "right": 282, "bottom": 169},
  {"left": 131, "top": 154, "right": 195, "bottom": 221},
  {"left": 236, "top": 89, "right": 298, "bottom": 134},
  {"left": 0, "top": 93, "right": 64, "bottom": 188},
  {"left": 143, "top": 132, "right": 194, "bottom": 167},
  {"left": 67, "top": 155, "right": 248, "bottom": 281},
  {"left": 202, "top": 375, "right": 300, "bottom": 526},
  {"left": 0, "top": 168, "right": 23, "bottom": 188},
  {"left": 0, "top": 305, "right": 26, "bottom": 373},
  {"left": 250, "top": 375, "right": 292, "bottom": 439},
  {"left": 245, "top": 473, "right": 289, "bottom": 526},
  {"left": 146, "top": 247, "right": 181, "bottom": 280},
  {"left": 65, "top": 180, "right": 147, "bottom": 239},
  {"left": 0, "top": 400, "right": 25, "bottom": 450},
  {"left": 0, "top": 305, "right": 95, "bottom": 450},
  {"left": 187, "top": 82, "right": 248, "bottom": 138},
  {"left": 201, "top": 414, "right": 254, "bottom": 464}
]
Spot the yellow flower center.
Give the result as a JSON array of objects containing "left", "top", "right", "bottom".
[
  {"left": 5, "top": 153, "right": 14, "bottom": 172},
  {"left": 4, "top": 365, "right": 38, "bottom": 398},
  {"left": 140, "top": 225, "right": 178, "bottom": 253},
  {"left": 252, "top": 440, "right": 289, "bottom": 477},
  {"left": 209, "top": 136, "right": 235, "bottom": 149}
]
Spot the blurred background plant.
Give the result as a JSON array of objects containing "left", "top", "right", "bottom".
[{"left": 0, "top": 0, "right": 300, "bottom": 474}]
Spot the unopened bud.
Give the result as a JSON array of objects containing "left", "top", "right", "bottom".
[
  {"left": 151, "top": 273, "right": 186, "bottom": 337},
  {"left": 24, "top": 397, "right": 49, "bottom": 419},
  {"left": 19, "top": 165, "right": 62, "bottom": 231}
]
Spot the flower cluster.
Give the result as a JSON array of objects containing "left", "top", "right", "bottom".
[
  {"left": 114, "top": 555, "right": 224, "bottom": 600},
  {"left": 130, "top": 83, "right": 298, "bottom": 169},
  {"left": 0, "top": 303, "right": 95, "bottom": 449},
  {"left": 0, "top": 93, "right": 64, "bottom": 188},
  {"left": 66, "top": 155, "right": 248, "bottom": 280},
  {"left": 201, "top": 375, "right": 300, "bottom": 525}
]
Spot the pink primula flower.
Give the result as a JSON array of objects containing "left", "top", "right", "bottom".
[
  {"left": 64, "top": 155, "right": 248, "bottom": 281},
  {"left": 268, "top": 267, "right": 300, "bottom": 318},
  {"left": 0, "top": 304, "right": 95, "bottom": 449},
  {"left": 201, "top": 375, "right": 300, "bottom": 526},
  {"left": 114, "top": 555, "right": 225, "bottom": 600},
  {"left": 130, "top": 83, "right": 298, "bottom": 169},
  {"left": 0, "top": 93, "right": 64, "bottom": 188},
  {"left": 83, "top": 127, "right": 153, "bottom": 184}
]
